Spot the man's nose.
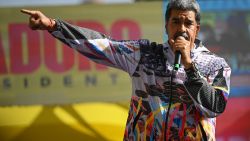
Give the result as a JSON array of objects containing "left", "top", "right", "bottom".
[{"left": 178, "top": 23, "right": 186, "bottom": 32}]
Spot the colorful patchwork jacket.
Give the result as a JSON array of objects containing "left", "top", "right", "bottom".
[{"left": 50, "top": 20, "right": 231, "bottom": 141}]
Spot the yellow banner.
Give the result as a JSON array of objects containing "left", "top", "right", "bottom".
[{"left": 0, "top": 2, "right": 164, "bottom": 105}]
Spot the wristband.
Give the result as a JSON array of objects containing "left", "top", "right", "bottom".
[
  {"left": 185, "top": 62, "right": 198, "bottom": 72},
  {"left": 185, "top": 62, "right": 200, "bottom": 80},
  {"left": 48, "top": 18, "right": 55, "bottom": 31}
]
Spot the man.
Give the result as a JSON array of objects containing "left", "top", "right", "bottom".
[{"left": 21, "top": 0, "right": 231, "bottom": 140}]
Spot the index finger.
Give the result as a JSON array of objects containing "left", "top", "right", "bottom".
[{"left": 20, "top": 9, "right": 36, "bottom": 16}]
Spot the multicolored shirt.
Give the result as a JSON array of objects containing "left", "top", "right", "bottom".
[{"left": 50, "top": 20, "right": 231, "bottom": 141}]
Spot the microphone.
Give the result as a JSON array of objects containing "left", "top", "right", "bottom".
[
  {"left": 173, "top": 33, "right": 188, "bottom": 70},
  {"left": 174, "top": 51, "right": 181, "bottom": 70}
]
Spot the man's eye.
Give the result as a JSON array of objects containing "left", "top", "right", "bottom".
[
  {"left": 173, "top": 21, "right": 179, "bottom": 24},
  {"left": 186, "top": 21, "right": 193, "bottom": 26}
]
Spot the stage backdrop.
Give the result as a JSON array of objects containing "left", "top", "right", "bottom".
[{"left": 1, "top": 1, "right": 250, "bottom": 141}]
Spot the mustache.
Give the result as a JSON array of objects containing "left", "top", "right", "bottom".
[{"left": 174, "top": 32, "right": 189, "bottom": 40}]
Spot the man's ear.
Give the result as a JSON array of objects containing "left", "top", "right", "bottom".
[
  {"left": 195, "top": 24, "right": 200, "bottom": 38},
  {"left": 165, "top": 23, "right": 168, "bottom": 35}
]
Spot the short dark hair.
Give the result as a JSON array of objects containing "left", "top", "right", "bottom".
[{"left": 165, "top": 0, "right": 201, "bottom": 25}]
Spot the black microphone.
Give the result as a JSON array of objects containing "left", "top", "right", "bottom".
[
  {"left": 173, "top": 33, "right": 189, "bottom": 70},
  {"left": 174, "top": 51, "right": 182, "bottom": 70}
]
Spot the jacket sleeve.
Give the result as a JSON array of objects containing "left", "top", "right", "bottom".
[
  {"left": 49, "top": 19, "right": 141, "bottom": 75},
  {"left": 184, "top": 57, "right": 231, "bottom": 118}
]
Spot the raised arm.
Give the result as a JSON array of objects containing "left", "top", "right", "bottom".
[{"left": 21, "top": 9, "right": 142, "bottom": 75}]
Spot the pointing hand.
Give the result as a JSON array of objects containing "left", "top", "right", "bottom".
[{"left": 20, "top": 9, "right": 56, "bottom": 31}]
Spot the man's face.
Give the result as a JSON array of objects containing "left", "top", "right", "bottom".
[{"left": 165, "top": 9, "right": 200, "bottom": 49}]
